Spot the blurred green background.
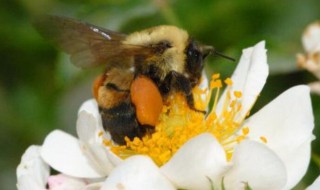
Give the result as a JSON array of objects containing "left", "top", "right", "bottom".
[{"left": 1, "top": 0, "right": 319, "bottom": 189}]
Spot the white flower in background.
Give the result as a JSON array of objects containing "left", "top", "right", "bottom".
[
  {"left": 17, "top": 41, "right": 315, "bottom": 190},
  {"left": 297, "top": 21, "right": 320, "bottom": 95}
]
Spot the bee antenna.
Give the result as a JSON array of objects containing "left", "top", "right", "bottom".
[{"left": 213, "top": 50, "right": 236, "bottom": 62}]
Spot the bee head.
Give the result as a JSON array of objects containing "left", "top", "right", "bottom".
[
  {"left": 125, "top": 26, "right": 233, "bottom": 82},
  {"left": 185, "top": 40, "right": 213, "bottom": 85}
]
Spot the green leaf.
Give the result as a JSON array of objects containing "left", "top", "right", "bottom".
[{"left": 312, "top": 153, "right": 320, "bottom": 168}]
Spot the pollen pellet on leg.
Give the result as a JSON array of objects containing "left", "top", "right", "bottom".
[{"left": 130, "top": 75, "right": 163, "bottom": 126}]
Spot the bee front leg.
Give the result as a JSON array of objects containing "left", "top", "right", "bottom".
[{"left": 161, "top": 71, "right": 206, "bottom": 114}]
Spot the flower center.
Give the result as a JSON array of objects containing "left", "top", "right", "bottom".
[{"left": 102, "top": 74, "right": 266, "bottom": 166}]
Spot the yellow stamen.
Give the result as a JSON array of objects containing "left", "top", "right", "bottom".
[
  {"left": 103, "top": 139, "right": 111, "bottom": 146},
  {"left": 242, "top": 127, "right": 249, "bottom": 135},
  {"left": 210, "top": 80, "right": 222, "bottom": 89},
  {"left": 234, "top": 91, "right": 242, "bottom": 98},
  {"left": 105, "top": 73, "right": 266, "bottom": 165},
  {"left": 236, "top": 135, "right": 245, "bottom": 143},
  {"left": 224, "top": 78, "right": 233, "bottom": 86},
  {"left": 212, "top": 73, "right": 220, "bottom": 79},
  {"left": 260, "top": 136, "right": 268, "bottom": 143}
]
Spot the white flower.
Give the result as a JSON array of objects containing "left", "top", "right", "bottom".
[
  {"left": 17, "top": 41, "right": 315, "bottom": 190},
  {"left": 17, "top": 146, "right": 49, "bottom": 190},
  {"left": 161, "top": 41, "right": 314, "bottom": 190},
  {"left": 40, "top": 102, "right": 115, "bottom": 178},
  {"left": 302, "top": 22, "right": 320, "bottom": 53},
  {"left": 297, "top": 21, "right": 320, "bottom": 94},
  {"left": 16, "top": 146, "right": 98, "bottom": 190}
]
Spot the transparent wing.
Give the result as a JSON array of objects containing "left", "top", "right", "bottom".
[{"left": 34, "top": 15, "right": 146, "bottom": 68}]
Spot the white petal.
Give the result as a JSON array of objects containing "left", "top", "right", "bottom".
[
  {"left": 101, "top": 156, "right": 175, "bottom": 190},
  {"left": 77, "top": 99, "right": 123, "bottom": 169},
  {"left": 277, "top": 139, "right": 312, "bottom": 190},
  {"left": 302, "top": 22, "right": 320, "bottom": 53},
  {"left": 48, "top": 174, "right": 87, "bottom": 190},
  {"left": 306, "top": 175, "right": 320, "bottom": 190},
  {"left": 81, "top": 143, "right": 115, "bottom": 176},
  {"left": 17, "top": 146, "right": 49, "bottom": 190},
  {"left": 77, "top": 110, "right": 102, "bottom": 143},
  {"left": 77, "top": 99, "right": 111, "bottom": 142},
  {"left": 199, "top": 71, "right": 209, "bottom": 90},
  {"left": 161, "top": 133, "right": 230, "bottom": 190},
  {"left": 77, "top": 99, "right": 109, "bottom": 142},
  {"left": 77, "top": 110, "right": 114, "bottom": 175},
  {"left": 17, "top": 175, "right": 46, "bottom": 190},
  {"left": 216, "top": 41, "right": 269, "bottom": 120},
  {"left": 83, "top": 182, "right": 103, "bottom": 190},
  {"left": 40, "top": 130, "right": 104, "bottom": 178},
  {"left": 199, "top": 71, "right": 209, "bottom": 102},
  {"left": 78, "top": 99, "right": 100, "bottom": 120},
  {"left": 106, "top": 149, "right": 123, "bottom": 166},
  {"left": 244, "top": 85, "right": 314, "bottom": 189},
  {"left": 224, "top": 140, "right": 287, "bottom": 190}
]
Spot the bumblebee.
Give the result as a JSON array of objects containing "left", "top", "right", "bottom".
[{"left": 34, "top": 15, "right": 233, "bottom": 145}]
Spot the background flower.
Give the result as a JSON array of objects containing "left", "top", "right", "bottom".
[{"left": 297, "top": 21, "right": 320, "bottom": 95}]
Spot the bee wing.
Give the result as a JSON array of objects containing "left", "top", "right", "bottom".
[{"left": 34, "top": 15, "right": 145, "bottom": 68}]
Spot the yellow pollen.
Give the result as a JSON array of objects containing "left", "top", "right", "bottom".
[
  {"left": 242, "top": 127, "right": 249, "bottom": 135},
  {"left": 98, "top": 131, "right": 104, "bottom": 137},
  {"left": 234, "top": 91, "right": 242, "bottom": 98},
  {"left": 103, "top": 139, "right": 112, "bottom": 146},
  {"left": 260, "top": 136, "right": 268, "bottom": 143},
  {"left": 212, "top": 73, "right": 220, "bottom": 79},
  {"left": 224, "top": 78, "right": 233, "bottom": 86},
  {"left": 236, "top": 135, "right": 245, "bottom": 143},
  {"left": 107, "top": 73, "right": 259, "bottom": 166},
  {"left": 210, "top": 80, "right": 222, "bottom": 89}
]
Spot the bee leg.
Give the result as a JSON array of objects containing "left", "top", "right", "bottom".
[
  {"left": 162, "top": 71, "right": 206, "bottom": 114},
  {"left": 140, "top": 124, "right": 155, "bottom": 134},
  {"left": 100, "top": 82, "right": 147, "bottom": 145}
]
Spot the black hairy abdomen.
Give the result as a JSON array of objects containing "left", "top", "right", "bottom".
[{"left": 99, "top": 102, "right": 147, "bottom": 145}]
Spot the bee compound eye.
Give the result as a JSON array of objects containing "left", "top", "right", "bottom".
[
  {"left": 185, "top": 41, "right": 205, "bottom": 77},
  {"left": 187, "top": 48, "right": 202, "bottom": 66}
]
